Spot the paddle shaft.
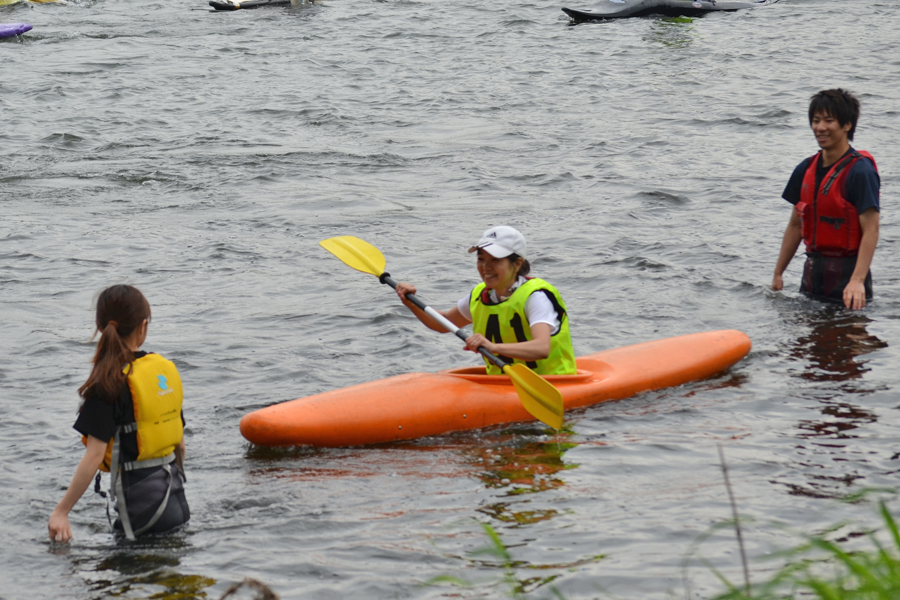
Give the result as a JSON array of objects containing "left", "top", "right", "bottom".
[{"left": 379, "top": 273, "right": 511, "bottom": 370}]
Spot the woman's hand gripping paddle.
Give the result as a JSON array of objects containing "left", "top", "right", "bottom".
[{"left": 319, "top": 235, "right": 564, "bottom": 429}]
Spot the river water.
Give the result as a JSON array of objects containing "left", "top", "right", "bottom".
[{"left": 2, "top": 0, "right": 899, "bottom": 598}]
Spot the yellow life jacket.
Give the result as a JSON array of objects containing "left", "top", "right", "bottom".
[
  {"left": 469, "top": 278, "right": 577, "bottom": 376},
  {"left": 83, "top": 353, "right": 185, "bottom": 540},
  {"left": 86, "top": 353, "right": 184, "bottom": 472}
]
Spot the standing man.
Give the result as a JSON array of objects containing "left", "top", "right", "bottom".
[{"left": 772, "top": 89, "right": 880, "bottom": 309}]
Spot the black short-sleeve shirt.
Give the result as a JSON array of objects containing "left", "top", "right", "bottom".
[
  {"left": 74, "top": 385, "right": 128, "bottom": 443},
  {"left": 782, "top": 148, "right": 881, "bottom": 214}
]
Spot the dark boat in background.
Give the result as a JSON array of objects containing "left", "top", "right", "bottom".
[{"left": 562, "top": 0, "right": 777, "bottom": 22}]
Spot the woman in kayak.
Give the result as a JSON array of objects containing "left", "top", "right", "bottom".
[
  {"left": 396, "top": 226, "right": 576, "bottom": 375},
  {"left": 48, "top": 285, "right": 189, "bottom": 542}
]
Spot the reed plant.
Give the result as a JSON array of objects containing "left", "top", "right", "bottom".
[
  {"left": 428, "top": 521, "right": 604, "bottom": 599},
  {"left": 428, "top": 522, "right": 529, "bottom": 599},
  {"left": 434, "top": 499, "right": 900, "bottom": 600},
  {"left": 707, "top": 500, "right": 900, "bottom": 600}
]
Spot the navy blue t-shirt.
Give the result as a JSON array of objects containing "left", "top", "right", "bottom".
[{"left": 782, "top": 148, "right": 880, "bottom": 214}]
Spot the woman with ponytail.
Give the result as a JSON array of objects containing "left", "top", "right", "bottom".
[{"left": 49, "top": 285, "right": 190, "bottom": 542}]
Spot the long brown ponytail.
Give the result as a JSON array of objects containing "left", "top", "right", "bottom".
[{"left": 78, "top": 285, "right": 151, "bottom": 403}]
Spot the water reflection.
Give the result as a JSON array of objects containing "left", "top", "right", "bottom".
[
  {"left": 467, "top": 436, "right": 576, "bottom": 495},
  {"left": 790, "top": 309, "right": 887, "bottom": 386},
  {"left": 781, "top": 307, "right": 888, "bottom": 499},
  {"left": 239, "top": 432, "right": 587, "bottom": 597},
  {"left": 466, "top": 433, "right": 578, "bottom": 526},
  {"left": 57, "top": 534, "right": 216, "bottom": 600},
  {"left": 244, "top": 428, "right": 580, "bottom": 526},
  {"left": 645, "top": 17, "right": 695, "bottom": 49}
]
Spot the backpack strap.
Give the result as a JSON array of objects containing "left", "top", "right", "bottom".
[
  {"left": 131, "top": 463, "right": 176, "bottom": 537},
  {"left": 107, "top": 426, "right": 137, "bottom": 540},
  {"left": 108, "top": 424, "right": 177, "bottom": 540}
]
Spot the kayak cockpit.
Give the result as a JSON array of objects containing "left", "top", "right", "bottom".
[{"left": 439, "top": 366, "right": 596, "bottom": 384}]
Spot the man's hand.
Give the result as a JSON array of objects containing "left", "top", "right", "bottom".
[
  {"left": 773, "top": 210, "right": 802, "bottom": 293},
  {"left": 842, "top": 208, "right": 879, "bottom": 310},
  {"left": 843, "top": 279, "right": 867, "bottom": 309}
]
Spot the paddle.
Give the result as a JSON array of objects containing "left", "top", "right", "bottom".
[{"left": 320, "top": 235, "right": 564, "bottom": 429}]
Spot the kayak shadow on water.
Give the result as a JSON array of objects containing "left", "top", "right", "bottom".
[{"left": 243, "top": 428, "right": 581, "bottom": 525}]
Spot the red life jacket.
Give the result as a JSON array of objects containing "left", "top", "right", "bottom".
[{"left": 795, "top": 150, "right": 877, "bottom": 257}]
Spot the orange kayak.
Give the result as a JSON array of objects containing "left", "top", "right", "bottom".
[{"left": 240, "top": 329, "right": 751, "bottom": 448}]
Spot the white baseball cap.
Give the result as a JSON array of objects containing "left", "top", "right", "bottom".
[{"left": 468, "top": 226, "right": 526, "bottom": 259}]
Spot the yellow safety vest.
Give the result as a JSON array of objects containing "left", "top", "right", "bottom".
[
  {"left": 469, "top": 278, "right": 576, "bottom": 376},
  {"left": 89, "top": 353, "right": 184, "bottom": 472},
  {"left": 87, "top": 353, "right": 185, "bottom": 540}
]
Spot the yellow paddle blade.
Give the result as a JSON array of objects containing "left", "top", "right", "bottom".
[
  {"left": 320, "top": 236, "right": 386, "bottom": 277},
  {"left": 504, "top": 363, "right": 564, "bottom": 429}
]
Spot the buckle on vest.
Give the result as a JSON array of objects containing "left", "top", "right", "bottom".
[{"left": 819, "top": 216, "right": 846, "bottom": 230}]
